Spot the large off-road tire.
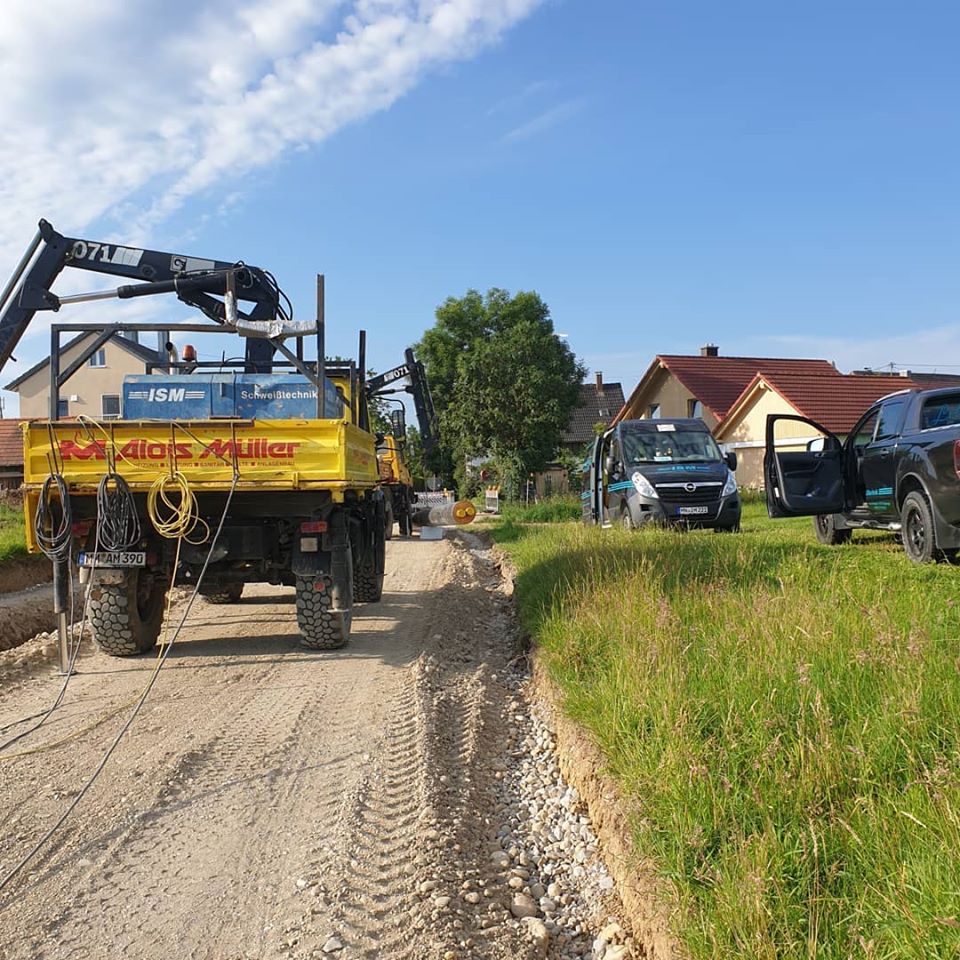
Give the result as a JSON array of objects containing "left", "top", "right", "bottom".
[
  {"left": 354, "top": 530, "right": 386, "bottom": 603},
  {"left": 89, "top": 568, "right": 168, "bottom": 657},
  {"left": 384, "top": 500, "right": 395, "bottom": 540},
  {"left": 901, "top": 491, "right": 937, "bottom": 563},
  {"left": 399, "top": 509, "right": 413, "bottom": 537},
  {"left": 295, "top": 574, "right": 352, "bottom": 649},
  {"left": 813, "top": 514, "right": 852, "bottom": 545},
  {"left": 200, "top": 583, "right": 244, "bottom": 604}
]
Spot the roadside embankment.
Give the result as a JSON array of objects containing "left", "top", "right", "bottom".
[{"left": 490, "top": 502, "right": 960, "bottom": 959}]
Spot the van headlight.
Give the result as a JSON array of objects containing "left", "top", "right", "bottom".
[
  {"left": 722, "top": 470, "right": 738, "bottom": 497},
  {"left": 631, "top": 471, "right": 658, "bottom": 499}
]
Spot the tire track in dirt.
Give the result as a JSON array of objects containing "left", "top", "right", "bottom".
[{"left": 0, "top": 535, "right": 621, "bottom": 960}]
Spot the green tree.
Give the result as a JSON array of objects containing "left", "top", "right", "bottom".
[{"left": 416, "top": 288, "right": 584, "bottom": 499}]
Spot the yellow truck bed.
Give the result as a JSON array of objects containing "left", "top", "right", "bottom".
[{"left": 23, "top": 418, "right": 378, "bottom": 492}]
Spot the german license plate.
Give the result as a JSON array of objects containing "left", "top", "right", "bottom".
[
  {"left": 78, "top": 551, "right": 146, "bottom": 568},
  {"left": 677, "top": 505, "right": 709, "bottom": 516}
]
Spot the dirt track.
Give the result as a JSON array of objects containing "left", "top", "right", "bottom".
[{"left": 0, "top": 535, "right": 617, "bottom": 959}]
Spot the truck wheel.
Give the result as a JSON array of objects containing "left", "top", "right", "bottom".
[
  {"left": 384, "top": 500, "right": 395, "bottom": 540},
  {"left": 399, "top": 509, "right": 413, "bottom": 537},
  {"left": 295, "top": 575, "right": 351, "bottom": 649},
  {"left": 354, "top": 532, "right": 385, "bottom": 603},
  {"left": 813, "top": 514, "right": 852, "bottom": 545},
  {"left": 89, "top": 568, "right": 167, "bottom": 657},
  {"left": 200, "top": 583, "right": 243, "bottom": 604},
  {"left": 901, "top": 491, "right": 937, "bottom": 563}
]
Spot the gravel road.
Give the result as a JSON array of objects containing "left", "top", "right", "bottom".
[{"left": 0, "top": 535, "right": 629, "bottom": 960}]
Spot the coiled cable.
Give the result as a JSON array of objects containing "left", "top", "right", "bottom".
[
  {"left": 147, "top": 471, "right": 210, "bottom": 544},
  {"left": 96, "top": 472, "right": 140, "bottom": 552},
  {"left": 34, "top": 474, "right": 72, "bottom": 562}
]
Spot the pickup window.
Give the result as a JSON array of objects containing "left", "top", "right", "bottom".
[
  {"left": 851, "top": 410, "right": 879, "bottom": 450},
  {"left": 875, "top": 397, "right": 908, "bottom": 441},
  {"left": 921, "top": 393, "right": 960, "bottom": 430}
]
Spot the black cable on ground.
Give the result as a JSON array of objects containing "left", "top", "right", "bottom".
[{"left": 0, "top": 474, "right": 238, "bottom": 897}]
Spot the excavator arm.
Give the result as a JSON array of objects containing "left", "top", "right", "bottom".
[
  {"left": 0, "top": 219, "right": 297, "bottom": 373},
  {"left": 366, "top": 348, "right": 438, "bottom": 454}
]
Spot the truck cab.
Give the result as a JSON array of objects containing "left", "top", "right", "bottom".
[{"left": 582, "top": 418, "right": 741, "bottom": 531}]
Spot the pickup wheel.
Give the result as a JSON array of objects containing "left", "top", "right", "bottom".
[
  {"left": 89, "top": 568, "right": 167, "bottom": 657},
  {"left": 813, "top": 514, "right": 852, "bottom": 545},
  {"left": 200, "top": 583, "right": 243, "bottom": 604},
  {"left": 901, "top": 491, "right": 937, "bottom": 563},
  {"left": 295, "top": 574, "right": 351, "bottom": 649}
]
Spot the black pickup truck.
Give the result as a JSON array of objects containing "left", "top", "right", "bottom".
[{"left": 764, "top": 387, "right": 960, "bottom": 562}]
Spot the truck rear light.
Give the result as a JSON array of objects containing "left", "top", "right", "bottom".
[
  {"left": 301, "top": 520, "right": 327, "bottom": 533},
  {"left": 71, "top": 521, "right": 91, "bottom": 537}
]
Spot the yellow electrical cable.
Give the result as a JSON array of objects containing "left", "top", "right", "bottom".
[{"left": 147, "top": 471, "right": 210, "bottom": 545}]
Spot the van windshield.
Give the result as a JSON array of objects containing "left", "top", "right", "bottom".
[{"left": 622, "top": 427, "right": 724, "bottom": 464}]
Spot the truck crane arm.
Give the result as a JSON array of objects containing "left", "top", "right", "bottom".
[
  {"left": 366, "top": 348, "right": 438, "bottom": 454},
  {"left": 0, "top": 219, "right": 297, "bottom": 373}
]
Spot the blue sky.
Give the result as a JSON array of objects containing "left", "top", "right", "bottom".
[{"left": 2, "top": 0, "right": 960, "bottom": 414}]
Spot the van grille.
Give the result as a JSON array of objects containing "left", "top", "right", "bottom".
[{"left": 655, "top": 481, "right": 722, "bottom": 503}]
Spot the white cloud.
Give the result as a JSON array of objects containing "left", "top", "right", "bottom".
[
  {"left": 0, "top": 0, "right": 543, "bottom": 264},
  {"left": 502, "top": 96, "right": 585, "bottom": 142},
  {"left": 0, "top": 0, "right": 542, "bottom": 414}
]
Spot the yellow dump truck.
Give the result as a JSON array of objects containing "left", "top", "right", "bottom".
[{"left": 0, "top": 220, "right": 388, "bottom": 655}]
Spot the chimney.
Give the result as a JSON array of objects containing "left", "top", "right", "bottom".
[
  {"left": 700, "top": 344, "right": 719, "bottom": 357},
  {"left": 595, "top": 371, "right": 603, "bottom": 395}
]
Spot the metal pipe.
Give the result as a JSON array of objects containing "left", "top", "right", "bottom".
[
  {"left": 358, "top": 329, "right": 366, "bottom": 431},
  {"left": 53, "top": 559, "right": 71, "bottom": 675},
  {"left": 316, "top": 274, "right": 325, "bottom": 419},
  {"left": 412, "top": 500, "right": 477, "bottom": 527},
  {"left": 0, "top": 228, "right": 42, "bottom": 317},
  {"left": 49, "top": 327, "right": 60, "bottom": 420}
]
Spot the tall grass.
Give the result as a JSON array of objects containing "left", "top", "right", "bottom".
[
  {"left": 0, "top": 501, "right": 26, "bottom": 562},
  {"left": 499, "top": 495, "right": 581, "bottom": 524},
  {"left": 494, "top": 502, "right": 960, "bottom": 959}
]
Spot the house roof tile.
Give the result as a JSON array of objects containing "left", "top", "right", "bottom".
[
  {"left": 0, "top": 420, "right": 24, "bottom": 467},
  {"left": 563, "top": 382, "right": 626, "bottom": 445},
  {"left": 658, "top": 355, "right": 841, "bottom": 421},
  {"left": 747, "top": 372, "right": 919, "bottom": 434}
]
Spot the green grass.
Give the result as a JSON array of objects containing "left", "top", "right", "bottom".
[
  {"left": 493, "top": 501, "right": 960, "bottom": 959},
  {"left": 498, "top": 495, "right": 582, "bottom": 524},
  {"left": 0, "top": 501, "right": 27, "bottom": 562}
]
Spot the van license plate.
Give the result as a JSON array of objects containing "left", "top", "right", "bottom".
[
  {"left": 78, "top": 551, "right": 146, "bottom": 568},
  {"left": 677, "top": 506, "right": 709, "bottom": 516}
]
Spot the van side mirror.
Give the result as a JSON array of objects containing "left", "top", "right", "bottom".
[
  {"left": 725, "top": 451, "right": 737, "bottom": 471},
  {"left": 604, "top": 454, "right": 616, "bottom": 475}
]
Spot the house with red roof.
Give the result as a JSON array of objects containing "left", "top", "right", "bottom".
[
  {"left": 612, "top": 345, "right": 946, "bottom": 487},
  {"left": 614, "top": 345, "right": 842, "bottom": 428},
  {"left": 714, "top": 371, "right": 919, "bottom": 487}
]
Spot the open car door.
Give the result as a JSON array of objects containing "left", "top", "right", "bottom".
[
  {"left": 583, "top": 434, "right": 606, "bottom": 525},
  {"left": 764, "top": 414, "right": 848, "bottom": 518}
]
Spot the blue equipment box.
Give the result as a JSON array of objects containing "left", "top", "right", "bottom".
[{"left": 122, "top": 374, "right": 344, "bottom": 421}]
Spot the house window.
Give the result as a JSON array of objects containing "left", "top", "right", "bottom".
[
  {"left": 88, "top": 349, "right": 106, "bottom": 368},
  {"left": 688, "top": 399, "right": 703, "bottom": 418},
  {"left": 648, "top": 403, "right": 661, "bottom": 419},
  {"left": 101, "top": 394, "right": 121, "bottom": 419},
  {"left": 57, "top": 399, "right": 69, "bottom": 418}
]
